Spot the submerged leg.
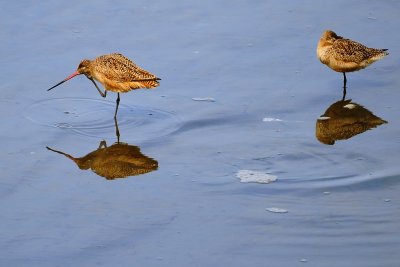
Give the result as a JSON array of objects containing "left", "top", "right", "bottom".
[
  {"left": 114, "top": 93, "right": 120, "bottom": 118},
  {"left": 342, "top": 72, "right": 347, "bottom": 100},
  {"left": 90, "top": 78, "right": 107, "bottom": 98},
  {"left": 114, "top": 116, "right": 120, "bottom": 143}
]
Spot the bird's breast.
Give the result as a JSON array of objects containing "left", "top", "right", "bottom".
[{"left": 317, "top": 45, "right": 330, "bottom": 65}]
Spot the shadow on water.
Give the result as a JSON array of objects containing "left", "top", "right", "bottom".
[
  {"left": 316, "top": 95, "right": 388, "bottom": 145},
  {"left": 46, "top": 117, "right": 158, "bottom": 180}
]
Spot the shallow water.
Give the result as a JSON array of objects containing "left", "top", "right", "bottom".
[{"left": 1, "top": 1, "right": 400, "bottom": 266}]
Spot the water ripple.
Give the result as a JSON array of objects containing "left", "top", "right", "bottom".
[{"left": 24, "top": 97, "right": 182, "bottom": 142}]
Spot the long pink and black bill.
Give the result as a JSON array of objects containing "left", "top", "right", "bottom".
[{"left": 47, "top": 71, "right": 80, "bottom": 91}]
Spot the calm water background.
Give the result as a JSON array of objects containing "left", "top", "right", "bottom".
[{"left": 1, "top": 1, "right": 399, "bottom": 266}]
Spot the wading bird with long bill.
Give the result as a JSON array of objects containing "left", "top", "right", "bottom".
[{"left": 47, "top": 53, "right": 160, "bottom": 117}]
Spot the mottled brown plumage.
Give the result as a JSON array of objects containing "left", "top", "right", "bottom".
[
  {"left": 47, "top": 53, "right": 160, "bottom": 117},
  {"left": 46, "top": 141, "right": 158, "bottom": 180},
  {"left": 316, "top": 99, "right": 387, "bottom": 145},
  {"left": 80, "top": 53, "right": 160, "bottom": 92},
  {"left": 317, "top": 30, "right": 388, "bottom": 91}
]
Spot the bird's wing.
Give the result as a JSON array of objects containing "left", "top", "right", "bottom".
[
  {"left": 93, "top": 53, "right": 159, "bottom": 83},
  {"left": 331, "top": 39, "right": 374, "bottom": 64}
]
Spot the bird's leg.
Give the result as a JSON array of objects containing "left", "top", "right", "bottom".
[
  {"left": 90, "top": 78, "right": 107, "bottom": 98},
  {"left": 342, "top": 89, "right": 346, "bottom": 101},
  {"left": 114, "top": 116, "right": 120, "bottom": 143},
  {"left": 114, "top": 93, "right": 120, "bottom": 118},
  {"left": 342, "top": 72, "right": 347, "bottom": 100}
]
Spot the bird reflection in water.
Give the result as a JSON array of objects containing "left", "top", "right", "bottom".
[
  {"left": 46, "top": 118, "right": 158, "bottom": 179},
  {"left": 316, "top": 99, "right": 387, "bottom": 145}
]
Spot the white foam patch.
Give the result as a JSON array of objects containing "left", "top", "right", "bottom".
[
  {"left": 262, "top": 117, "right": 283, "bottom": 122},
  {"left": 236, "top": 170, "right": 277, "bottom": 184},
  {"left": 192, "top": 97, "right": 216, "bottom": 102},
  {"left": 266, "top": 207, "right": 288, "bottom": 213},
  {"left": 344, "top": 103, "right": 356, "bottom": 109},
  {"left": 318, "top": 116, "right": 330, "bottom": 120}
]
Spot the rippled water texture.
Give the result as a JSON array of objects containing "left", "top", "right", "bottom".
[
  {"left": 25, "top": 97, "right": 181, "bottom": 141},
  {"left": 1, "top": 1, "right": 400, "bottom": 267}
]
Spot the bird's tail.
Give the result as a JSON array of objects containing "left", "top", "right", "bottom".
[
  {"left": 369, "top": 48, "right": 389, "bottom": 63},
  {"left": 380, "top": 48, "right": 389, "bottom": 56}
]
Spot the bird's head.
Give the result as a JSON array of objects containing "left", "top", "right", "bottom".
[
  {"left": 321, "top": 30, "right": 342, "bottom": 42},
  {"left": 77, "top": 59, "right": 92, "bottom": 76},
  {"left": 47, "top": 59, "right": 92, "bottom": 91}
]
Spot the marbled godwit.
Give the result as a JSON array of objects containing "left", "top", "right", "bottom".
[
  {"left": 317, "top": 30, "right": 388, "bottom": 96},
  {"left": 47, "top": 141, "right": 158, "bottom": 179},
  {"left": 47, "top": 53, "right": 160, "bottom": 117},
  {"left": 316, "top": 99, "right": 387, "bottom": 145}
]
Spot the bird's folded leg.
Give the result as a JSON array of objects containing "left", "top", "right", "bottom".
[{"left": 90, "top": 78, "right": 107, "bottom": 98}]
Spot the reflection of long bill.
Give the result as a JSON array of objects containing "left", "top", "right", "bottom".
[
  {"left": 46, "top": 141, "right": 159, "bottom": 180},
  {"left": 47, "top": 71, "right": 80, "bottom": 91}
]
